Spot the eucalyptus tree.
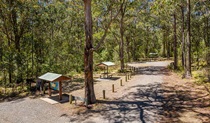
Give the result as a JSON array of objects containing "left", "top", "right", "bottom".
[
  {"left": 83, "top": 0, "right": 120, "bottom": 104},
  {"left": 151, "top": 0, "right": 174, "bottom": 59},
  {"left": 196, "top": 0, "right": 210, "bottom": 66},
  {"left": 189, "top": 0, "right": 210, "bottom": 69},
  {"left": 0, "top": 0, "right": 34, "bottom": 83},
  {"left": 185, "top": 0, "right": 191, "bottom": 78},
  {"left": 153, "top": 0, "right": 184, "bottom": 69}
]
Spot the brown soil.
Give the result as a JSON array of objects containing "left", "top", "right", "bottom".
[{"left": 162, "top": 71, "right": 210, "bottom": 123}]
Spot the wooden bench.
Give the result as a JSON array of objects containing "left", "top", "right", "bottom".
[{"left": 100, "top": 73, "right": 113, "bottom": 79}]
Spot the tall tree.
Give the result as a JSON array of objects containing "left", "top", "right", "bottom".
[
  {"left": 0, "top": 0, "right": 31, "bottom": 83},
  {"left": 185, "top": 0, "right": 192, "bottom": 78},
  {"left": 180, "top": 4, "right": 186, "bottom": 69},
  {"left": 119, "top": 0, "right": 126, "bottom": 71},
  {"left": 83, "top": 0, "right": 120, "bottom": 104},
  {"left": 83, "top": 0, "right": 96, "bottom": 104},
  {"left": 173, "top": 12, "right": 178, "bottom": 69}
]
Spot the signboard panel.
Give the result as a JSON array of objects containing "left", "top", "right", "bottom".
[{"left": 50, "top": 82, "right": 59, "bottom": 91}]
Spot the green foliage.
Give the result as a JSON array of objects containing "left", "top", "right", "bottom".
[
  {"left": 0, "top": 0, "right": 209, "bottom": 90},
  {"left": 117, "top": 69, "right": 127, "bottom": 73},
  {"left": 192, "top": 69, "right": 210, "bottom": 84}
]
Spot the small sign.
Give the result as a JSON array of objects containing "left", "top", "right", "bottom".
[{"left": 50, "top": 82, "right": 59, "bottom": 91}]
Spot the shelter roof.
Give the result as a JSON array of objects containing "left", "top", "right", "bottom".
[
  {"left": 38, "top": 72, "right": 70, "bottom": 82},
  {"left": 97, "top": 62, "right": 115, "bottom": 67}
]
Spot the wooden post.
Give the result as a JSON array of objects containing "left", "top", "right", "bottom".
[
  {"left": 120, "top": 79, "right": 122, "bottom": 86},
  {"left": 107, "top": 66, "right": 109, "bottom": 78},
  {"left": 112, "top": 84, "right": 114, "bottom": 92},
  {"left": 128, "top": 73, "right": 130, "bottom": 80},
  {"left": 125, "top": 74, "right": 127, "bottom": 82},
  {"left": 127, "top": 73, "right": 129, "bottom": 80},
  {"left": 69, "top": 94, "right": 73, "bottom": 104},
  {"left": 43, "top": 82, "right": 45, "bottom": 94},
  {"left": 48, "top": 82, "right": 51, "bottom": 96},
  {"left": 59, "top": 81, "right": 62, "bottom": 100},
  {"left": 103, "top": 90, "right": 105, "bottom": 99}
]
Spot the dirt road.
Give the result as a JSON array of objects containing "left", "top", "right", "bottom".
[
  {"left": 71, "top": 61, "right": 171, "bottom": 123},
  {"left": 0, "top": 61, "right": 209, "bottom": 123}
]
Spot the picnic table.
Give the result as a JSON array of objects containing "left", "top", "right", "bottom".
[
  {"left": 100, "top": 72, "right": 113, "bottom": 78},
  {"left": 97, "top": 62, "right": 115, "bottom": 78}
]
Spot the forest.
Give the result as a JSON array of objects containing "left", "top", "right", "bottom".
[{"left": 0, "top": 0, "right": 209, "bottom": 104}]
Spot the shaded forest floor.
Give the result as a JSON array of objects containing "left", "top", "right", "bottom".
[{"left": 161, "top": 71, "right": 210, "bottom": 122}]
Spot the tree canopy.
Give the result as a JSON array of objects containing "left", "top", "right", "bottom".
[{"left": 0, "top": 0, "right": 209, "bottom": 104}]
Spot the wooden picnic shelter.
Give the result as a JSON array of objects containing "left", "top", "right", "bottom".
[
  {"left": 97, "top": 61, "right": 115, "bottom": 78},
  {"left": 38, "top": 72, "right": 71, "bottom": 100}
]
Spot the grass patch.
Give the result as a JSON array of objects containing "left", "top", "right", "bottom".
[
  {"left": 0, "top": 85, "right": 30, "bottom": 102},
  {"left": 192, "top": 69, "right": 210, "bottom": 84}
]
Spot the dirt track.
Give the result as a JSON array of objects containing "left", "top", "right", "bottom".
[{"left": 0, "top": 61, "right": 209, "bottom": 123}]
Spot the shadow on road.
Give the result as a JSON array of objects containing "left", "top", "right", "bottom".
[
  {"left": 71, "top": 82, "right": 210, "bottom": 123},
  {"left": 135, "top": 66, "right": 172, "bottom": 76},
  {"left": 68, "top": 66, "right": 210, "bottom": 122}
]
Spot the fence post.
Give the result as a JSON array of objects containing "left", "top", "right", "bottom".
[
  {"left": 120, "top": 79, "right": 122, "bottom": 86},
  {"left": 127, "top": 73, "right": 129, "bottom": 80},
  {"left": 112, "top": 84, "right": 114, "bottom": 92},
  {"left": 69, "top": 94, "right": 73, "bottom": 104},
  {"left": 103, "top": 90, "right": 105, "bottom": 99},
  {"left": 128, "top": 73, "right": 129, "bottom": 79}
]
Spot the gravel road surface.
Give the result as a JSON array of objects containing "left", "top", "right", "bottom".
[{"left": 0, "top": 61, "right": 171, "bottom": 123}]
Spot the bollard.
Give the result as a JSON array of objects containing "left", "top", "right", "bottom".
[
  {"left": 103, "top": 90, "right": 105, "bottom": 99},
  {"left": 127, "top": 73, "right": 129, "bottom": 80},
  {"left": 112, "top": 84, "right": 114, "bottom": 92},
  {"left": 120, "top": 79, "right": 122, "bottom": 86},
  {"left": 69, "top": 94, "right": 73, "bottom": 104},
  {"left": 125, "top": 75, "right": 127, "bottom": 82}
]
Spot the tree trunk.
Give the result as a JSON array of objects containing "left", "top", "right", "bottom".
[
  {"left": 126, "top": 36, "right": 130, "bottom": 62},
  {"left": 119, "top": 1, "right": 125, "bottom": 71},
  {"left": 173, "top": 13, "right": 178, "bottom": 69},
  {"left": 145, "top": 27, "right": 149, "bottom": 58},
  {"left": 185, "top": 0, "right": 192, "bottom": 78},
  {"left": 205, "top": 17, "right": 210, "bottom": 66},
  {"left": 162, "top": 31, "right": 166, "bottom": 57},
  {"left": 8, "top": 37, "right": 12, "bottom": 84},
  {"left": 132, "top": 39, "right": 136, "bottom": 61},
  {"left": 181, "top": 6, "right": 185, "bottom": 68},
  {"left": 164, "top": 27, "right": 170, "bottom": 59},
  {"left": 0, "top": 36, "right": 2, "bottom": 62},
  {"left": 167, "top": 40, "right": 171, "bottom": 59},
  {"left": 84, "top": 0, "right": 96, "bottom": 104}
]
